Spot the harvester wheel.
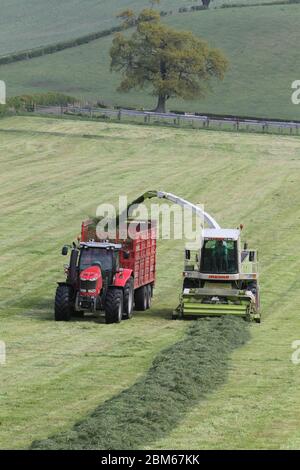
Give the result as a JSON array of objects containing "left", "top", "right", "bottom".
[
  {"left": 105, "top": 288, "right": 123, "bottom": 324},
  {"left": 54, "top": 284, "right": 73, "bottom": 321},
  {"left": 134, "top": 286, "right": 147, "bottom": 311},
  {"left": 123, "top": 278, "right": 134, "bottom": 319}
]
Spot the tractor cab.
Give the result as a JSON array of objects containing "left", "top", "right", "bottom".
[
  {"left": 79, "top": 242, "right": 121, "bottom": 274},
  {"left": 76, "top": 242, "right": 122, "bottom": 309},
  {"left": 60, "top": 241, "right": 122, "bottom": 312},
  {"left": 78, "top": 242, "right": 121, "bottom": 297}
]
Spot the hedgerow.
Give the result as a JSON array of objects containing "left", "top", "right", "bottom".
[
  {"left": 0, "top": 26, "right": 121, "bottom": 66},
  {"left": 7, "top": 92, "right": 77, "bottom": 112}
]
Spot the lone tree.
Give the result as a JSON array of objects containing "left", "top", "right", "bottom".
[{"left": 110, "top": 9, "right": 228, "bottom": 113}]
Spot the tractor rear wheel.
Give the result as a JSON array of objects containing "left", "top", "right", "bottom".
[
  {"left": 54, "top": 284, "right": 73, "bottom": 321},
  {"left": 105, "top": 288, "right": 123, "bottom": 324},
  {"left": 123, "top": 278, "right": 134, "bottom": 319},
  {"left": 134, "top": 285, "right": 147, "bottom": 311}
]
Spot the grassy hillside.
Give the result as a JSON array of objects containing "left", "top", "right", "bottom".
[
  {"left": 0, "top": 1, "right": 277, "bottom": 56},
  {"left": 1, "top": 4, "right": 299, "bottom": 120},
  {"left": 0, "top": 0, "right": 227, "bottom": 57},
  {"left": 0, "top": 0, "right": 151, "bottom": 56},
  {"left": 1, "top": 115, "right": 300, "bottom": 449}
]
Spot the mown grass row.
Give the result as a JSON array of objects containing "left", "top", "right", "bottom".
[{"left": 31, "top": 317, "right": 250, "bottom": 450}]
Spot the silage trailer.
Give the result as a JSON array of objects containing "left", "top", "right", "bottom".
[{"left": 55, "top": 219, "right": 156, "bottom": 324}]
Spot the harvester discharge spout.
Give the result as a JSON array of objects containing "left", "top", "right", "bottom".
[{"left": 123, "top": 190, "right": 220, "bottom": 229}]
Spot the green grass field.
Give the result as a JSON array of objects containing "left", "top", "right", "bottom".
[
  {"left": 1, "top": 4, "right": 299, "bottom": 120},
  {"left": 1, "top": 115, "right": 300, "bottom": 449},
  {"left": 0, "top": 1, "right": 275, "bottom": 56},
  {"left": 0, "top": 0, "right": 175, "bottom": 56}
]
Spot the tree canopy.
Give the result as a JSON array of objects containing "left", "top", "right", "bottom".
[{"left": 110, "top": 9, "right": 228, "bottom": 112}]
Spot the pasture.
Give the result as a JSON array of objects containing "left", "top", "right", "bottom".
[{"left": 1, "top": 115, "right": 300, "bottom": 448}]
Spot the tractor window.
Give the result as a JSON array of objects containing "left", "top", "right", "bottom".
[
  {"left": 201, "top": 240, "right": 238, "bottom": 274},
  {"left": 114, "top": 251, "right": 120, "bottom": 271},
  {"left": 79, "top": 248, "right": 113, "bottom": 272}
]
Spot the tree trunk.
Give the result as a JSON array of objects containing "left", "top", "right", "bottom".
[
  {"left": 154, "top": 95, "right": 167, "bottom": 113},
  {"left": 202, "top": 0, "right": 211, "bottom": 8}
]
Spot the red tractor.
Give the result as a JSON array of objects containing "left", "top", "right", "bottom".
[{"left": 55, "top": 220, "right": 156, "bottom": 324}]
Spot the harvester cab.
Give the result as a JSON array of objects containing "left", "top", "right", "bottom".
[{"left": 177, "top": 227, "right": 260, "bottom": 322}]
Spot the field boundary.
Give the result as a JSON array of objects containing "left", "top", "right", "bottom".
[
  {"left": 31, "top": 105, "right": 300, "bottom": 135},
  {"left": 0, "top": 26, "right": 122, "bottom": 66}
]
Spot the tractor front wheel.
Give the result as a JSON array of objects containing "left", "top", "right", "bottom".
[
  {"left": 54, "top": 284, "right": 74, "bottom": 321},
  {"left": 105, "top": 288, "right": 123, "bottom": 324}
]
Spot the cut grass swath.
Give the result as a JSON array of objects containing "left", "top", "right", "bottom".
[{"left": 31, "top": 317, "right": 250, "bottom": 450}]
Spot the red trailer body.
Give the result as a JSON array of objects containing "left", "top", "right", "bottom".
[{"left": 81, "top": 219, "right": 156, "bottom": 291}]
